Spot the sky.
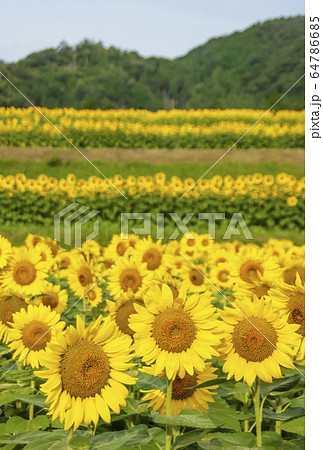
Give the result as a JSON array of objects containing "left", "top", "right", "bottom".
[{"left": 1, "top": 0, "right": 304, "bottom": 62}]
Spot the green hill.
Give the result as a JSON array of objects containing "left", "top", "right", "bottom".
[{"left": 0, "top": 16, "right": 304, "bottom": 110}]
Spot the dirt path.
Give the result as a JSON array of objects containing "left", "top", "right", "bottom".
[{"left": 0, "top": 147, "right": 304, "bottom": 165}]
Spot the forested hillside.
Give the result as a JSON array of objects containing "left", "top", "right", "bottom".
[{"left": 0, "top": 16, "right": 304, "bottom": 110}]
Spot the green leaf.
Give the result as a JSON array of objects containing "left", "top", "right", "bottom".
[
  {"left": 173, "top": 430, "right": 209, "bottom": 449},
  {"left": 202, "top": 431, "right": 256, "bottom": 447},
  {"left": 136, "top": 371, "right": 167, "bottom": 393},
  {"left": 5, "top": 416, "right": 27, "bottom": 434},
  {"left": 262, "top": 430, "right": 284, "bottom": 448},
  {"left": 280, "top": 416, "right": 305, "bottom": 436},
  {"left": 28, "top": 416, "right": 49, "bottom": 431},
  {"left": 91, "top": 425, "right": 152, "bottom": 449},
  {"left": 152, "top": 411, "right": 216, "bottom": 429},
  {"left": 14, "top": 394, "right": 46, "bottom": 408},
  {"left": 262, "top": 407, "right": 304, "bottom": 421},
  {"left": 68, "top": 436, "right": 90, "bottom": 449},
  {"left": 260, "top": 375, "right": 301, "bottom": 396}
]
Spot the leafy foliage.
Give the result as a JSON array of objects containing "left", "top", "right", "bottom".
[{"left": 0, "top": 17, "right": 304, "bottom": 110}]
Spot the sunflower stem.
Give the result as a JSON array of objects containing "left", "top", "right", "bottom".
[
  {"left": 29, "top": 380, "right": 35, "bottom": 420},
  {"left": 83, "top": 297, "right": 87, "bottom": 323},
  {"left": 68, "top": 427, "right": 74, "bottom": 440},
  {"left": 275, "top": 396, "right": 282, "bottom": 436},
  {"left": 253, "top": 377, "right": 262, "bottom": 448},
  {"left": 243, "top": 392, "right": 249, "bottom": 432},
  {"left": 166, "top": 378, "right": 173, "bottom": 450}
]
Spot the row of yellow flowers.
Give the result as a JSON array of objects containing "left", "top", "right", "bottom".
[
  {"left": 0, "top": 107, "right": 305, "bottom": 124},
  {"left": 0, "top": 172, "right": 305, "bottom": 202}
]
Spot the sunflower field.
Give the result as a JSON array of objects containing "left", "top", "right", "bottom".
[
  {"left": 0, "top": 107, "right": 305, "bottom": 149},
  {"left": 0, "top": 232, "right": 305, "bottom": 449},
  {"left": 0, "top": 172, "right": 305, "bottom": 239}
]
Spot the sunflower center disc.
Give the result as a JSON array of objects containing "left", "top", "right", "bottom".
[
  {"left": 152, "top": 308, "right": 196, "bottom": 352},
  {"left": 0, "top": 296, "right": 27, "bottom": 325},
  {"left": 240, "top": 261, "right": 264, "bottom": 283},
  {"left": 120, "top": 269, "right": 142, "bottom": 293},
  {"left": 232, "top": 316, "right": 277, "bottom": 362},
  {"left": 78, "top": 267, "right": 93, "bottom": 286},
  {"left": 13, "top": 260, "right": 37, "bottom": 285},
  {"left": 41, "top": 294, "right": 59, "bottom": 309},
  {"left": 287, "top": 293, "right": 305, "bottom": 337},
  {"left": 218, "top": 270, "right": 229, "bottom": 282},
  {"left": 116, "top": 300, "right": 141, "bottom": 335},
  {"left": 253, "top": 283, "right": 271, "bottom": 298},
  {"left": 172, "top": 372, "right": 198, "bottom": 400},
  {"left": 60, "top": 340, "right": 110, "bottom": 398},
  {"left": 22, "top": 320, "right": 52, "bottom": 351},
  {"left": 142, "top": 248, "right": 162, "bottom": 270},
  {"left": 189, "top": 268, "right": 204, "bottom": 286},
  {"left": 117, "top": 242, "right": 127, "bottom": 256}
]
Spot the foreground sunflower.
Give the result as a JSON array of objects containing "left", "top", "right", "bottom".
[
  {"left": 141, "top": 363, "right": 218, "bottom": 415},
  {"left": 217, "top": 296, "right": 301, "bottom": 386},
  {"left": 0, "top": 292, "right": 28, "bottom": 343},
  {"left": 35, "top": 315, "right": 136, "bottom": 431},
  {"left": 0, "top": 235, "right": 12, "bottom": 269},
  {"left": 268, "top": 273, "right": 305, "bottom": 361},
  {"left": 7, "top": 304, "right": 65, "bottom": 368},
  {"left": 129, "top": 284, "right": 221, "bottom": 379},
  {"left": 0, "top": 246, "right": 49, "bottom": 296}
]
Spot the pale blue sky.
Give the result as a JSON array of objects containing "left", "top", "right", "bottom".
[{"left": 1, "top": 0, "right": 304, "bottom": 62}]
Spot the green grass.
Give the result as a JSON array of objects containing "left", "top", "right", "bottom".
[
  {"left": 0, "top": 157, "right": 305, "bottom": 179},
  {"left": 0, "top": 221, "right": 305, "bottom": 248}
]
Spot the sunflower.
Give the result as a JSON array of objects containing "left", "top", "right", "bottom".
[
  {"left": 84, "top": 284, "right": 103, "bottom": 308},
  {"left": 129, "top": 284, "right": 221, "bottom": 380},
  {"left": 179, "top": 262, "right": 211, "bottom": 293},
  {"left": 132, "top": 237, "right": 166, "bottom": 277},
  {"left": 25, "top": 233, "right": 44, "bottom": 248},
  {"left": 7, "top": 304, "right": 65, "bottom": 368},
  {"left": 233, "top": 272, "right": 275, "bottom": 302},
  {"left": 0, "top": 235, "right": 12, "bottom": 269},
  {"left": 217, "top": 296, "right": 301, "bottom": 386},
  {"left": 0, "top": 246, "right": 49, "bottom": 296},
  {"left": 35, "top": 315, "right": 136, "bottom": 431},
  {"left": 230, "top": 247, "right": 283, "bottom": 285},
  {"left": 210, "top": 262, "right": 233, "bottom": 290},
  {"left": 65, "top": 257, "right": 97, "bottom": 296},
  {"left": 0, "top": 292, "right": 29, "bottom": 343},
  {"left": 107, "top": 256, "right": 153, "bottom": 300},
  {"left": 268, "top": 273, "right": 305, "bottom": 361},
  {"left": 107, "top": 298, "right": 144, "bottom": 336},
  {"left": 106, "top": 234, "right": 129, "bottom": 261},
  {"left": 34, "top": 283, "right": 68, "bottom": 314},
  {"left": 35, "top": 242, "right": 55, "bottom": 267},
  {"left": 141, "top": 363, "right": 218, "bottom": 415}
]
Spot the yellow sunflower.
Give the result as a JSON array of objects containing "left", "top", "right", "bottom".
[
  {"left": 0, "top": 246, "right": 49, "bottom": 296},
  {"left": 268, "top": 273, "right": 305, "bottom": 361},
  {"left": 179, "top": 262, "right": 211, "bottom": 293},
  {"left": 0, "top": 292, "right": 29, "bottom": 343},
  {"left": 129, "top": 284, "right": 221, "bottom": 380},
  {"left": 210, "top": 262, "right": 233, "bottom": 290},
  {"left": 0, "top": 235, "right": 12, "bottom": 269},
  {"left": 34, "top": 283, "right": 68, "bottom": 314},
  {"left": 107, "top": 256, "right": 153, "bottom": 300},
  {"left": 107, "top": 298, "right": 144, "bottom": 336},
  {"left": 230, "top": 247, "right": 283, "bottom": 285},
  {"left": 106, "top": 234, "right": 130, "bottom": 260},
  {"left": 84, "top": 284, "right": 103, "bottom": 308},
  {"left": 132, "top": 236, "right": 166, "bottom": 277},
  {"left": 35, "top": 315, "right": 136, "bottom": 431},
  {"left": 65, "top": 257, "right": 97, "bottom": 296},
  {"left": 141, "top": 363, "right": 218, "bottom": 415},
  {"left": 7, "top": 304, "right": 65, "bottom": 368},
  {"left": 217, "top": 296, "right": 301, "bottom": 386}
]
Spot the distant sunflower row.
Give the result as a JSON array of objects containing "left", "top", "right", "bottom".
[
  {"left": 0, "top": 107, "right": 304, "bottom": 148},
  {"left": 0, "top": 172, "right": 305, "bottom": 203},
  {"left": 0, "top": 232, "right": 304, "bottom": 432}
]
